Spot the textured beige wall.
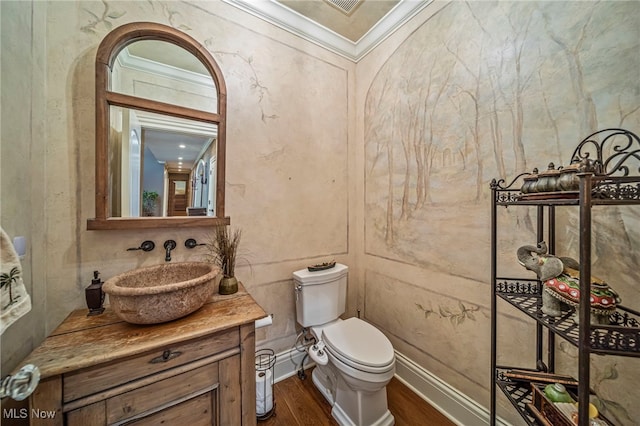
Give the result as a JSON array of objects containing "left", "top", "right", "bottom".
[
  {"left": 1, "top": 0, "right": 355, "bottom": 376},
  {"left": 0, "top": 0, "right": 48, "bottom": 376},
  {"left": 357, "top": 1, "right": 640, "bottom": 425}
]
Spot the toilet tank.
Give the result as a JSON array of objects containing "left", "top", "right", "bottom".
[{"left": 294, "top": 263, "right": 348, "bottom": 327}]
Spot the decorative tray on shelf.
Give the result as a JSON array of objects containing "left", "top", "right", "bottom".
[
  {"left": 527, "top": 383, "right": 614, "bottom": 426},
  {"left": 307, "top": 261, "right": 336, "bottom": 272},
  {"left": 503, "top": 369, "right": 578, "bottom": 387}
]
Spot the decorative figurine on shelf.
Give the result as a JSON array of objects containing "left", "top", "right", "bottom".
[{"left": 516, "top": 242, "right": 620, "bottom": 325}]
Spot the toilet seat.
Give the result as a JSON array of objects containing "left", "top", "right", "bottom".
[{"left": 322, "top": 318, "right": 394, "bottom": 373}]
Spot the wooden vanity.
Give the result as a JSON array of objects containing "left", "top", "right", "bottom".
[{"left": 19, "top": 286, "right": 265, "bottom": 425}]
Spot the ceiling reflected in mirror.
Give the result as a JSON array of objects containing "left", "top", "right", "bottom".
[
  {"left": 134, "top": 109, "right": 217, "bottom": 171},
  {"left": 112, "top": 40, "right": 218, "bottom": 114}
]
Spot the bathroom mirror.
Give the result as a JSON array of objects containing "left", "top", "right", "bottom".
[{"left": 88, "top": 22, "right": 229, "bottom": 230}]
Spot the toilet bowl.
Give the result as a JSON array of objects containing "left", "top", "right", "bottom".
[
  {"left": 293, "top": 264, "right": 395, "bottom": 425},
  {"left": 310, "top": 318, "right": 395, "bottom": 426}
]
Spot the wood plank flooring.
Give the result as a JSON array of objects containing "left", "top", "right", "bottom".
[{"left": 258, "top": 368, "right": 456, "bottom": 426}]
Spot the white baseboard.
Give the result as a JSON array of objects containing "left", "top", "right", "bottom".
[{"left": 394, "top": 351, "right": 511, "bottom": 426}]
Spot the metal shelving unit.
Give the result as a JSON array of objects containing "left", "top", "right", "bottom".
[{"left": 489, "top": 129, "right": 640, "bottom": 426}]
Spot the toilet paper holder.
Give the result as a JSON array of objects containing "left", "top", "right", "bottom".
[
  {"left": 255, "top": 348, "right": 276, "bottom": 420},
  {"left": 255, "top": 314, "right": 273, "bottom": 329}
]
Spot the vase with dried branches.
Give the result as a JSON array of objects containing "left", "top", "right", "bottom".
[{"left": 205, "top": 225, "right": 242, "bottom": 295}]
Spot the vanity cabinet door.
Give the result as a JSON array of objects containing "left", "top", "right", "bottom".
[
  {"left": 65, "top": 354, "right": 241, "bottom": 425},
  {"left": 66, "top": 393, "right": 217, "bottom": 426},
  {"left": 105, "top": 361, "right": 218, "bottom": 424},
  {"left": 218, "top": 352, "right": 242, "bottom": 425},
  {"left": 125, "top": 392, "right": 215, "bottom": 426},
  {"left": 66, "top": 401, "right": 105, "bottom": 425}
]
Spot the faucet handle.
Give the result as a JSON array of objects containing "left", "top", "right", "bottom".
[
  {"left": 127, "top": 240, "right": 155, "bottom": 252},
  {"left": 185, "top": 238, "right": 206, "bottom": 249}
]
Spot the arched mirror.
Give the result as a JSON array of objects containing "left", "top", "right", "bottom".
[{"left": 87, "top": 22, "right": 229, "bottom": 230}]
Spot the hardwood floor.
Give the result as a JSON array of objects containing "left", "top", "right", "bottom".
[{"left": 258, "top": 368, "right": 456, "bottom": 426}]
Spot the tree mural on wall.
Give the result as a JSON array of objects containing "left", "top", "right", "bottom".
[
  {"left": 543, "top": 6, "right": 598, "bottom": 136},
  {"left": 80, "top": 0, "right": 126, "bottom": 33},
  {"left": 541, "top": 4, "right": 640, "bottom": 279},
  {"left": 415, "top": 301, "right": 480, "bottom": 326},
  {"left": 364, "top": 1, "right": 640, "bottom": 280},
  {"left": 446, "top": 40, "right": 485, "bottom": 201},
  {"left": 364, "top": 2, "right": 640, "bottom": 421}
]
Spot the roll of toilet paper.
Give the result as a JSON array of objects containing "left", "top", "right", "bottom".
[
  {"left": 255, "top": 314, "right": 273, "bottom": 329},
  {"left": 256, "top": 369, "right": 273, "bottom": 415}
]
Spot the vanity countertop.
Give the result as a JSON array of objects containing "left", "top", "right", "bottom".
[{"left": 19, "top": 283, "right": 266, "bottom": 379}]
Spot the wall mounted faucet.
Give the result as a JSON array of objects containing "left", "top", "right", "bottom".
[
  {"left": 127, "top": 240, "right": 155, "bottom": 252},
  {"left": 163, "top": 240, "right": 177, "bottom": 262}
]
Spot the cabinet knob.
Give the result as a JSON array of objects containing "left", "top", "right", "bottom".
[{"left": 149, "top": 349, "right": 182, "bottom": 364}]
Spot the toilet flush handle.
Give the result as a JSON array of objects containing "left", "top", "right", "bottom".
[{"left": 294, "top": 284, "right": 302, "bottom": 301}]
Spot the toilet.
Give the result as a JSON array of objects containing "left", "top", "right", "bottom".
[{"left": 294, "top": 264, "right": 395, "bottom": 426}]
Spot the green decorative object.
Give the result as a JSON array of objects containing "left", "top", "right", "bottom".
[
  {"left": 544, "top": 383, "right": 575, "bottom": 403},
  {"left": 219, "top": 276, "right": 238, "bottom": 295}
]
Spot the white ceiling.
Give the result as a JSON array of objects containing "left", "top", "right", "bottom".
[{"left": 223, "top": 0, "right": 433, "bottom": 61}]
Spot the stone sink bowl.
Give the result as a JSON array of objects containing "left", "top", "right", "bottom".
[{"left": 103, "top": 262, "right": 222, "bottom": 325}]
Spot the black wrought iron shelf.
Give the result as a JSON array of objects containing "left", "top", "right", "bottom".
[
  {"left": 496, "top": 278, "right": 640, "bottom": 357},
  {"left": 496, "top": 198, "right": 640, "bottom": 207},
  {"left": 490, "top": 129, "right": 640, "bottom": 426},
  {"left": 494, "top": 177, "right": 640, "bottom": 207},
  {"left": 495, "top": 368, "right": 539, "bottom": 426}
]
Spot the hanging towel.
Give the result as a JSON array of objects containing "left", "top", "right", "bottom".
[{"left": 0, "top": 227, "right": 31, "bottom": 335}]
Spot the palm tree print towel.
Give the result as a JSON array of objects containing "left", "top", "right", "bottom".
[{"left": 1, "top": 227, "right": 31, "bottom": 335}]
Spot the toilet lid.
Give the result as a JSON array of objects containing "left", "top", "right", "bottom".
[{"left": 322, "top": 318, "right": 394, "bottom": 368}]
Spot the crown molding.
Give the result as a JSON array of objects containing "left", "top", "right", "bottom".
[
  {"left": 354, "top": 0, "right": 433, "bottom": 60},
  {"left": 222, "top": 0, "right": 432, "bottom": 62}
]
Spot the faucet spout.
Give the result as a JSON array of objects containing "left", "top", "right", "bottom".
[{"left": 163, "top": 240, "right": 177, "bottom": 261}]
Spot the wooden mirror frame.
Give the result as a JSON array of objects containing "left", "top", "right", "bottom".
[{"left": 87, "top": 22, "right": 229, "bottom": 230}]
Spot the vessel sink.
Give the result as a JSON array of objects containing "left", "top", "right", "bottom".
[{"left": 103, "top": 262, "right": 222, "bottom": 324}]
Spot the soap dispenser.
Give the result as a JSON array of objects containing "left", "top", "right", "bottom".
[{"left": 85, "top": 270, "right": 105, "bottom": 316}]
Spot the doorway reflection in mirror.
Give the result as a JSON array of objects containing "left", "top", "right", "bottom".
[{"left": 108, "top": 106, "right": 217, "bottom": 218}]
